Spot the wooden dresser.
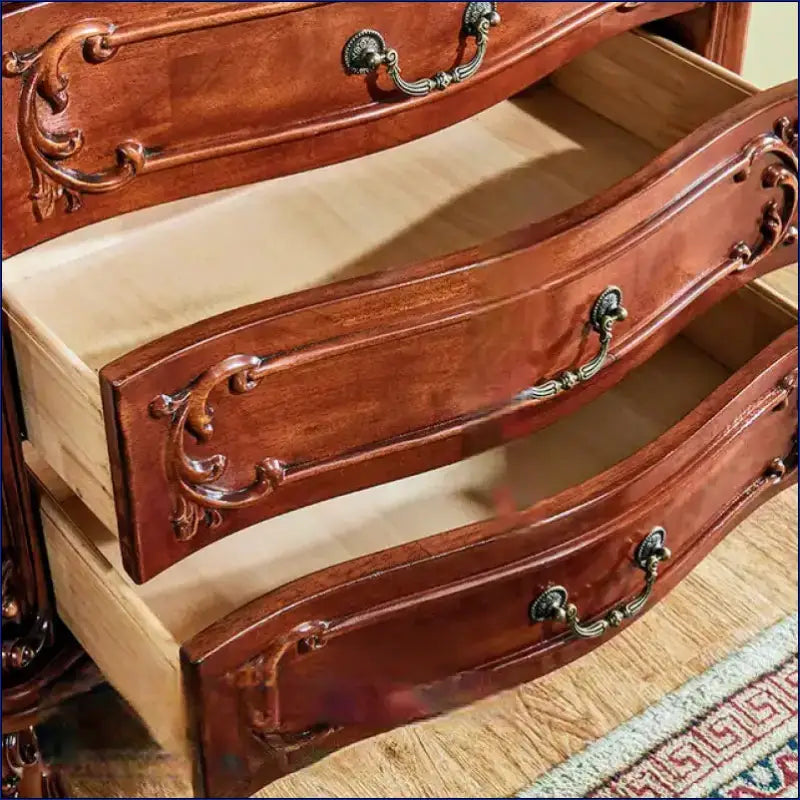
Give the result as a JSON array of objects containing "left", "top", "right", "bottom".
[{"left": 1, "top": 2, "right": 797, "bottom": 797}]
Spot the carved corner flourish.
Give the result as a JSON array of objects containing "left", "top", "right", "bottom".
[
  {"left": 728, "top": 121, "right": 798, "bottom": 271},
  {"left": 1, "top": 21, "right": 146, "bottom": 220},
  {"left": 226, "top": 621, "right": 337, "bottom": 766},
  {"left": 149, "top": 355, "right": 287, "bottom": 541}
]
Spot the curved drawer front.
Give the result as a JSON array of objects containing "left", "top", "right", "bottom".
[
  {"left": 102, "top": 81, "right": 799, "bottom": 581},
  {"left": 0, "top": 1, "right": 701, "bottom": 255},
  {"left": 184, "top": 328, "right": 798, "bottom": 798}
]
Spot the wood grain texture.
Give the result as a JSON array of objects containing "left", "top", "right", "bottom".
[
  {"left": 34, "top": 331, "right": 737, "bottom": 764},
  {"left": 2, "top": 6, "right": 793, "bottom": 799},
  {"left": 33, "top": 278, "right": 798, "bottom": 796},
  {"left": 0, "top": 1, "right": 703, "bottom": 256},
  {"left": 184, "top": 326, "right": 798, "bottom": 797},
  {"left": 41, "top": 484, "right": 796, "bottom": 799},
  {"left": 5, "top": 80, "right": 662, "bottom": 544},
  {"left": 703, "top": 1, "right": 752, "bottom": 73},
  {"left": 550, "top": 30, "right": 755, "bottom": 150}
]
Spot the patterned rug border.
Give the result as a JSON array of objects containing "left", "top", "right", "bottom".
[
  {"left": 589, "top": 656, "right": 797, "bottom": 797},
  {"left": 517, "top": 613, "right": 799, "bottom": 799},
  {"left": 710, "top": 735, "right": 798, "bottom": 799}
]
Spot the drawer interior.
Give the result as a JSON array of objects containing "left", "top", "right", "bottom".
[
  {"left": 35, "top": 282, "right": 796, "bottom": 757},
  {"left": 2, "top": 32, "right": 759, "bottom": 538}
]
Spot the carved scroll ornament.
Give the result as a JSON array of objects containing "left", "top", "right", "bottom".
[
  {"left": 1, "top": 21, "right": 144, "bottom": 221},
  {"left": 149, "top": 355, "right": 287, "bottom": 541},
  {"left": 728, "top": 119, "right": 799, "bottom": 271},
  {"left": 227, "top": 621, "right": 335, "bottom": 764}
]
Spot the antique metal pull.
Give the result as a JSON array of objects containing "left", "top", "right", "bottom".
[
  {"left": 516, "top": 286, "right": 628, "bottom": 402},
  {"left": 343, "top": 2, "right": 500, "bottom": 97},
  {"left": 530, "top": 528, "right": 671, "bottom": 639}
]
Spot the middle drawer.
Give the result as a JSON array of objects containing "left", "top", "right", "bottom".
[{"left": 5, "top": 32, "right": 798, "bottom": 580}]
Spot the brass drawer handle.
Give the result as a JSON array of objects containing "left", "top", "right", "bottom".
[
  {"left": 516, "top": 286, "right": 628, "bottom": 402},
  {"left": 343, "top": 2, "right": 501, "bottom": 97},
  {"left": 530, "top": 528, "right": 671, "bottom": 639}
]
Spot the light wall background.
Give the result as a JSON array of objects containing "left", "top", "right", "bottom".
[{"left": 741, "top": 1, "right": 798, "bottom": 85}]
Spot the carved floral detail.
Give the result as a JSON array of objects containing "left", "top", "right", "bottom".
[
  {"left": 728, "top": 128, "right": 798, "bottom": 271},
  {"left": 149, "top": 355, "right": 287, "bottom": 541},
  {"left": 1, "top": 22, "right": 146, "bottom": 220}
]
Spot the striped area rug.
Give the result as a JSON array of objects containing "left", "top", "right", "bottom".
[{"left": 517, "top": 615, "right": 798, "bottom": 799}]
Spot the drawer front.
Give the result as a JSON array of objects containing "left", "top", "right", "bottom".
[
  {"left": 0, "top": 1, "right": 701, "bottom": 255},
  {"left": 102, "top": 81, "right": 798, "bottom": 581},
  {"left": 184, "top": 328, "right": 798, "bottom": 798}
]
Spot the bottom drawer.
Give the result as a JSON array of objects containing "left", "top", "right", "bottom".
[{"left": 36, "top": 283, "right": 797, "bottom": 798}]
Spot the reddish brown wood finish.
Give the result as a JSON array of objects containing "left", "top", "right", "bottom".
[
  {"left": 101, "top": 83, "right": 799, "bottom": 582},
  {"left": 650, "top": 2, "right": 751, "bottom": 73},
  {"left": 2, "top": 646, "right": 102, "bottom": 797},
  {"left": 0, "top": 1, "right": 704, "bottom": 257},
  {"left": 180, "top": 328, "right": 798, "bottom": 798},
  {"left": 2, "top": 728, "right": 63, "bottom": 799}
]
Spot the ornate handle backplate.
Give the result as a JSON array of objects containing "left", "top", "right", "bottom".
[
  {"left": 516, "top": 286, "right": 628, "bottom": 402},
  {"left": 530, "top": 527, "right": 671, "bottom": 639},
  {"left": 343, "top": 2, "right": 501, "bottom": 97}
]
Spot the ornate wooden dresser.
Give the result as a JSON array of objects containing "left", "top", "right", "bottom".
[{"left": 1, "top": 2, "right": 797, "bottom": 797}]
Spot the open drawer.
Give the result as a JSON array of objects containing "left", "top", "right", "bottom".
[
  {"left": 5, "top": 32, "right": 799, "bottom": 581},
  {"left": 35, "top": 283, "right": 798, "bottom": 797}
]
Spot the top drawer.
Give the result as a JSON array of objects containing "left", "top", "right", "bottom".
[
  {"left": 3, "top": 28, "right": 799, "bottom": 581},
  {"left": 0, "top": 1, "right": 702, "bottom": 255}
]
